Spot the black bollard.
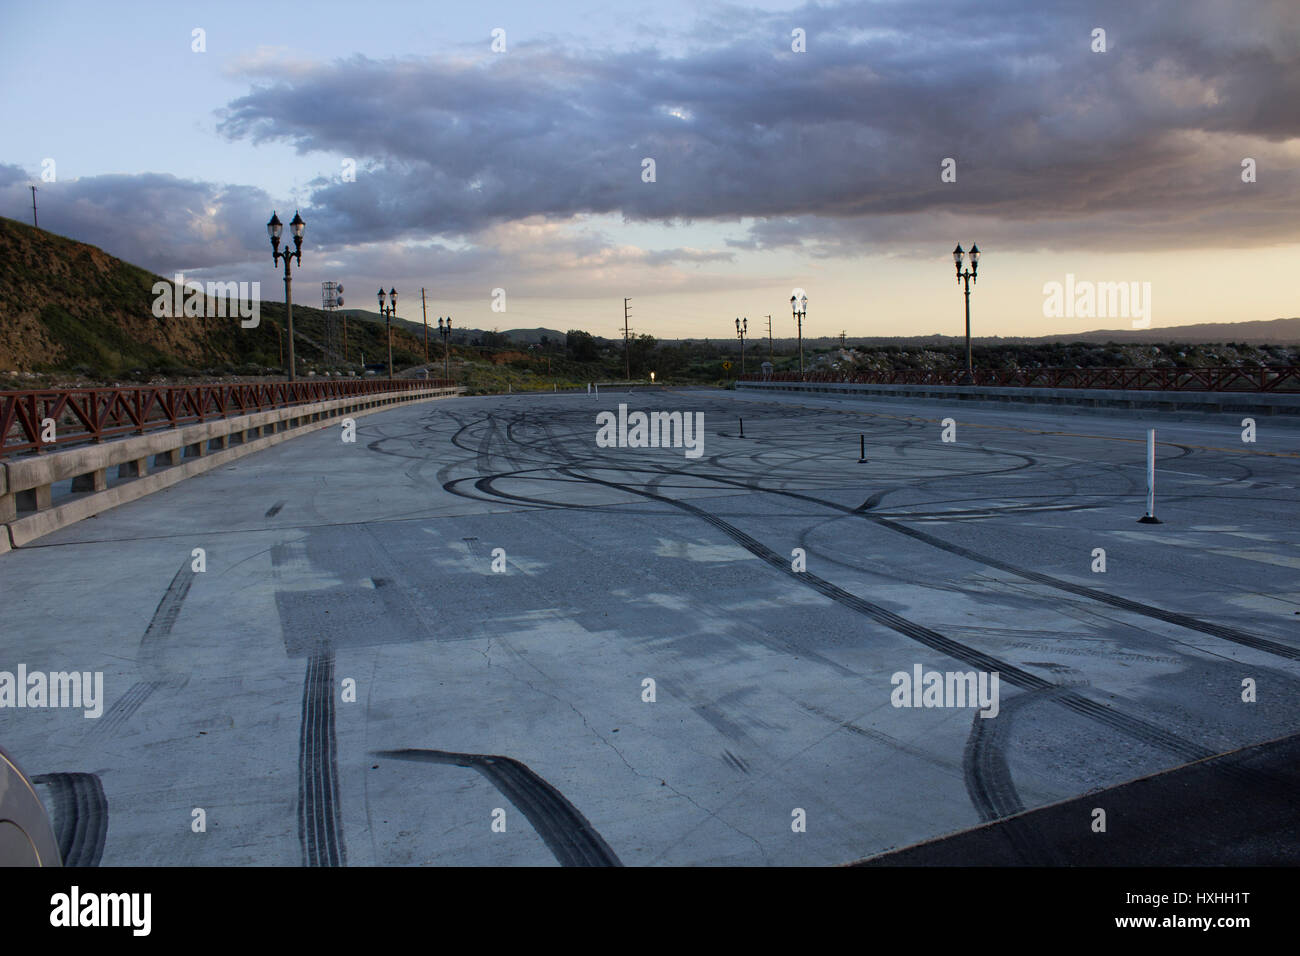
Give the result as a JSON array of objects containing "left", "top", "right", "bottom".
[{"left": 858, "top": 434, "right": 867, "bottom": 463}]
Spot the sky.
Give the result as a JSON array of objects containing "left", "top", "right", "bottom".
[{"left": 2, "top": 0, "right": 1297, "bottom": 341}]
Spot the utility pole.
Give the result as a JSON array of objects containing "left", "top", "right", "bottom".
[
  {"left": 421, "top": 287, "right": 429, "bottom": 363},
  {"left": 765, "top": 315, "right": 773, "bottom": 360},
  {"left": 623, "top": 297, "right": 632, "bottom": 380},
  {"left": 30, "top": 186, "right": 38, "bottom": 229}
]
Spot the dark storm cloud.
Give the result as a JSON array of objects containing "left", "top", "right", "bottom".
[
  {"left": 214, "top": 0, "right": 1300, "bottom": 251},
  {"left": 1, "top": 170, "right": 274, "bottom": 272},
  {"left": 5, "top": 0, "right": 1296, "bottom": 276},
  {"left": 0, "top": 154, "right": 735, "bottom": 294}
]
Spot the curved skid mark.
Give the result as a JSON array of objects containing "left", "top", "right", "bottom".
[{"left": 375, "top": 748, "right": 622, "bottom": 867}]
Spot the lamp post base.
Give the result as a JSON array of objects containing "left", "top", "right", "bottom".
[{"left": 1138, "top": 515, "right": 1163, "bottom": 524}]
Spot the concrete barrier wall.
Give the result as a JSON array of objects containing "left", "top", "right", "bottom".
[
  {"left": 0, "top": 386, "right": 463, "bottom": 553},
  {"left": 738, "top": 380, "right": 1300, "bottom": 418}
]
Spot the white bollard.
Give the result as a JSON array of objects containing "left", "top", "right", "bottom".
[{"left": 1139, "top": 428, "right": 1162, "bottom": 524}]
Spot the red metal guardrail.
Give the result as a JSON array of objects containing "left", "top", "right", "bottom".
[
  {"left": 1, "top": 379, "right": 456, "bottom": 457},
  {"left": 744, "top": 366, "right": 1300, "bottom": 392}
]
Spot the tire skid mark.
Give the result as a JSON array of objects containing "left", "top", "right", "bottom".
[
  {"left": 376, "top": 748, "right": 622, "bottom": 867},
  {"left": 963, "top": 710, "right": 1025, "bottom": 822},
  {"left": 138, "top": 559, "right": 196, "bottom": 667},
  {"left": 298, "top": 649, "right": 346, "bottom": 867},
  {"left": 436, "top": 399, "right": 1279, "bottom": 777},
  {"left": 961, "top": 689, "right": 1076, "bottom": 864},
  {"left": 562, "top": 466, "right": 1215, "bottom": 764},
  {"left": 722, "top": 750, "right": 751, "bottom": 774},
  {"left": 92, "top": 558, "right": 195, "bottom": 740},
  {"left": 636, "top": 453, "right": 1300, "bottom": 664},
  {"left": 458, "top": 401, "right": 1294, "bottom": 664},
  {"left": 91, "top": 679, "right": 162, "bottom": 739},
  {"left": 860, "top": 512, "right": 1300, "bottom": 662},
  {"left": 31, "top": 772, "right": 108, "bottom": 867}
]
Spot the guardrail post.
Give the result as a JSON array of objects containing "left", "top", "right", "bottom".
[
  {"left": 70, "top": 468, "right": 108, "bottom": 493},
  {"left": 117, "top": 457, "right": 148, "bottom": 478},
  {"left": 16, "top": 485, "right": 51, "bottom": 513}
]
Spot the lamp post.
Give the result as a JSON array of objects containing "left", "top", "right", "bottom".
[
  {"left": 953, "top": 243, "right": 980, "bottom": 383},
  {"left": 377, "top": 287, "right": 397, "bottom": 380},
  {"left": 268, "top": 211, "right": 305, "bottom": 382},
  {"left": 790, "top": 293, "right": 807, "bottom": 376},
  {"left": 438, "top": 316, "right": 453, "bottom": 382},
  {"left": 735, "top": 316, "right": 747, "bottom": 376}
]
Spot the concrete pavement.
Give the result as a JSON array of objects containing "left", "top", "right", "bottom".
[{"left": 1, "top": 386, "right": 1297, "bottom": 865}]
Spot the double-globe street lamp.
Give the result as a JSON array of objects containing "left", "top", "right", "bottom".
[
  {"left": 953, "top": 243, "right": 980, "bottom": 383},
  {"left": 735, "top": 316, "right": 747, "bottom": 376},
  {"left": 377, "top": 287, "right": 397, "bottom": 379},
  {"left": 790, "top": 293, "right": 807, "bottom": 377},
  {"left": 267, "top": 211, "right": 305, "bottom": 382},
  {"left": 437, "top": 316, "right": 453, "bottom": 381}
]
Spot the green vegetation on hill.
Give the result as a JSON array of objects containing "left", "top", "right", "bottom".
[{"left": 2, "top": 215, "right": 1295, "bottom": 393}]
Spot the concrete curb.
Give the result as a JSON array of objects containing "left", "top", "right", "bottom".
[
  {"left": 1, "top": 386, "right": 461, "bottom": 551},
  {"left": 738, "top": 380, "right": 1300, "bottom": 421}
]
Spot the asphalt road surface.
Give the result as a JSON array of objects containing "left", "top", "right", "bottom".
[{"left": 2, "top": 387, "right": 1297, "bottom": 866}]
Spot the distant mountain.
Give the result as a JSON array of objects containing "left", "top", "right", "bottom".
[
  {"left": 1010, "top": 317, "right": 1300, "bottom": 346},
  {"left": 338, "top": 312, "right": 566, "bottom": 346},
  {"left": 4, "top": 213, "right": 1295, "bottom": 379},
  {"left": 498, "top": 327, "right": 568, "bottom": 345}
]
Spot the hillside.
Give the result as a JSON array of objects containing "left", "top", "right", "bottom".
[
  {"left": 0, "top": 216, "right": 434, "bottom": 380},
  {"left": 339, "top": 311, "right": 567, "bottom": 348},
  {"left": 2, "top": 214, "right": 1296, "bottom": 389}
]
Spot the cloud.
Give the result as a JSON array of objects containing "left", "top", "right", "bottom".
[
  {"left": 6, "top": 0, "right": 1298, "bottom": 288},
  {"left": 210, "top": 0, "right": 1300, "bottom": 252},
  {"left": 0, "top": 163, "right": 740, "bottom": 298},
  {"left": 2, "top": 170, "right": 274, "bottom": 272}
]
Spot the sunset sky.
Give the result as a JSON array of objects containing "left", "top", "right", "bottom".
[{"left": 2, "top": 0, "right": 1297, "bottom": 340}]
